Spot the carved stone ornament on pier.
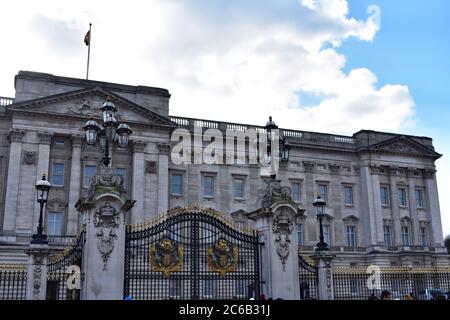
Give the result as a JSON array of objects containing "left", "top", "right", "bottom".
[
  {"left": 94, "top": 202, "right": 121, "bottom": 270},
  {"left": 272, "top": 209, "right": 294, "bottom": 271}
]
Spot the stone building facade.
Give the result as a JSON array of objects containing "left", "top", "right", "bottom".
[{"left": 0, "top": 71, "right": 448, "bottom": 266}]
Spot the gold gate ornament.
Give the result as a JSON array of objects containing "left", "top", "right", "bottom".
[
  {"left": 149, "top": 237, "right": 183, "bottom": 277},
  {"left": 207, "top": 238, "right": 238, "bottom": 277}
]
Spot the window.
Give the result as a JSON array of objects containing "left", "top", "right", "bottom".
[
  {"left": 169, "top": 279, "right": 181, "bottom": 299},
  {"left": 203, "top": 176, "right": 214, "bottom": 198},
  {"left": 380, "top": 186, "right": 389, "bottom": 206},
  {"left": 383, "top": 225, "right": 392, "bottom": 246},
  {"left": 398, "top": 188, "right": 407, "bottom": 207},
  {"left": 415, "top": 189, "right": 424, "bottom": 208},
  {"left": 420, "top": 227, "right": 428, "bottom": 246},
  {"left": 344, "top": 186, "right": 353, "bottom": 205},
  {"left": 234, "top": 178, "right": 245, "bottom": 199},
  {"left": 346, "top": 225, "right": 357, "bottom": 247},
  {"left": 47, "top": 212, "right": 63, "bottom": 236},
  {"left": 319, "top": 184, "right": 328, "bottom": 202},
  {"left": 54, "top": 139, "right": 65, "bottom": 145},
  {"left": 203, "top": 280, "right": 214, "bottom": 298},
  {"left": 296, "top": 223, "right": 304, "bottom": 245},
  {"left": 292, "top": 183, "right": 301, "bottom": 202},
  {"left": 235, "top": 280, "right": 246, "bottom": 297},
  {"left": 402, "top": 226, "right": 410, "bottom": 246},
  {"left": 52, "top": 163, "right": 64, "bottom": 186},
  {"left": 171, "top": 173, "right": 183, "bottom": 195},
  {"left": 115, "top": 168, "right": 126, "bottom": 185},
  {"left": 83, "top": 165, "right": 96, "bottom": 187},
  {"left": 323, "top": 225, "right": 330, "bottom": 245}
]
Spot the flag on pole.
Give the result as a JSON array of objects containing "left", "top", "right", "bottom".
[{"left": 84, "top": 29, "right": 91, "bottom": 46}]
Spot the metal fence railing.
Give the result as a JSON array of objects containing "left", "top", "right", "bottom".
[
  {"left": 333, "top": 266, "right": 450, "bottom": 300},
  {"left": 0, "top": 264, "right": 27, "bottom": 300}
]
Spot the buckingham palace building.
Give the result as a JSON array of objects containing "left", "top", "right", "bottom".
[{"left": 0, "top": 70, "right": 448, "bottom": 271}]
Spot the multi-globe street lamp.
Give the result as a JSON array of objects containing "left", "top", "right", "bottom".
[{"left": 83, "top": 99, "right": 132, "bottom": 167}]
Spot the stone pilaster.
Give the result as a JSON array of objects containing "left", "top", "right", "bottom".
[
  {"left": 406, "top": 168, "right": 420, "bottom": 246},
  {"left": 67, "top": 137, "right": 82, "bottom": 235},
  {"left": 388, "top": 167, "right": 402, "bottom": 246},
  {"left": 131, "top": 141, "right": 146, "bottom": 224},
  {"left": 157, "top": 143, "right": 170, "bottom": 215},
  {"left": 25, "top": 244, "right": 50, "bottom": 300},
  {"left": 32, "top": 132, "right": 52, "bottom": 233},
  {"left": 423, "top": 168, "right": 444, "bottom": 247},
  {"left": 3, "top": 129, "right": 25, "bottom": 232}
]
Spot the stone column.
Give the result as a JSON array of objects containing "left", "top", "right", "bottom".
[
  {"left": 67, "top": 137, "right": 82, "bottom": 235},
  {"left": 32, "top": 132, "right": 52, "bottom": 232},
  {"left": 25, "top": 243, "right": 50, "bottom": 300},
  {"left": 250, "top": 202, "right": 301, "bottom": 300},
  {"left": 131, "top": 141, "right": 146, "bottom": 224},
  {"left": 359, "top": 165, "right": 383, "bottom": 247},
  {"left": 388, "top": 167, "right": 402, "bottom": 245},
  {"left": 311, "top": 251, "right": 335, "bottom": 300},
  {"left": 157, "top": 143, "right": 170, "bottom": 215},
  {"left": 407, "top": 169, "right": 420, "bottom": 246},
  {"left": 424, "top": 169, "right": 444, "bottom": 247},
  {"left": 3, "top": 129, "right": 25, "bottom": 232}
]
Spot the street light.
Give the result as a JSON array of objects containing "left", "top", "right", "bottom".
[
  {"left": 313, "top": 195, "right": 329, "bottom": 251},
  {"left": 83, "top": 98, "right": 132, "bottom": 167},
  {"left": 31, "top": 174, "right": 51, "bottom": 244},
  {"left": 264, "top": 116, "right": 278, "bottom": 158}
]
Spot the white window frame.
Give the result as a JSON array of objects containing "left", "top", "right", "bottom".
[
  {"left": 292, "top": 182, "right": 301, "bottom": 202},
  {"left": 398, "top": 187, "right": 407, "bottom": 207},
  {"left": 319, "top": 184, "right": 328, "bottom": 202},
  {"left": 203, "top": 175, "right": 215, "bottom": 198},
  {"left": 233, "top": 178, "right": 245, "bottom": 199},
  {"left": 380, "top": 186, "right": 390, "bottom": 206},
  {"left": 346, "top": 225, "right": 357, "bottom": 247},
  {"left": 171, "top": 173, "right": 183, "bottom": 196},
  {"left": 83, "top": 165, "right": 97, "bottom": 187},
  {"left": 51, "top": 163, "right": 65, "bottom": 187},
  {"left": 402, "top": 226, "right": 410, "bottom": 246},
  {"left": 344, "top": 186, "right": 354, "bottom": 205},
  {"left": 323, "top": 224, "right": 330, "bottom": 246},
  {"left": 383, "top": 225, "right": 392, "bottom": 246},
  {"left": 415, "top": 189, "right": 424, "bottom": 208},
  {"left": 296, "top": 223, "right": 304, "bottom": 245},
  {"left": 47, "top": 212, "right": 63, "bottom": 236}
]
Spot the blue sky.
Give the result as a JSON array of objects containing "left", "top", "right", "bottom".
[
  {"left": 340, "top": 0, "right": 450, "bottom": 137},
  {"left": 0, "top": 0, "right": 448, "bottom": 235}
]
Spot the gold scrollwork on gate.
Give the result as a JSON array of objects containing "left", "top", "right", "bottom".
[
  {"left": 149, "top": 237, "right": 184, "bottom": 277},
  {"left": 207, "top": 238, "right": 238, "bottom": 277}
]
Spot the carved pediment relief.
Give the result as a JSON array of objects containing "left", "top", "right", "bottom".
[
  {"left": 343, "top": 214, "right": 359, "bottom": 223},
  {"left": 7, "top": 87, "right": 175, "bottom": 127},
  {"left": 369, "top": 136, "right": 441, "bottom": 159}
]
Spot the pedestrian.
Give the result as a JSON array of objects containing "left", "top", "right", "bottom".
[{"left": 380, "top": 290, "right": 391, "bottom": 300}]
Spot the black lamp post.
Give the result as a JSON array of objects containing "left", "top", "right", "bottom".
[
  {"left": 265, "top": 116, "right": 278, "bottom": 159},
  {"left": 83, "top": 98, "right": 132, "bottom": 167},
  {"left": 313, "top": 195, "right": 329, "bottom": 251},
  {"left": 280, "top": 136, "right": 291, "bottom": 162},
  {"left": 31, "top": 174, "right": 51, "bottom": 244}
]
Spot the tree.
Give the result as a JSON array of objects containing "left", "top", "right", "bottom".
[{"left": 444, "top": 235, "right": 450, "bottom": 254}]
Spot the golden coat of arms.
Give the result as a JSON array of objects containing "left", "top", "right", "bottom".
[
  {"left": 149, "top": 237, "right": 183, "bottom": 277},
  {"left": 207, "top": 238, "right": 238, "bottom": 277}
]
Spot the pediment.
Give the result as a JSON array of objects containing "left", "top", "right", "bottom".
[
  {"left": 369, "top": 136, "right": 441, "bottom": 159},
  {"left": 7, "top": 87, "right": 175, "bottom": 127}
]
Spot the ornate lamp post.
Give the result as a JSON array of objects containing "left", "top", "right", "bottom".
[
  {"left": 83, "top": 99, "right": 132, "bottom": 167},
  {"left": 31, "top": 174, "right": 51, "bottom": 244},
  {"left": 264, "top": 116, "right": 291, "bottom": 180},
  {"left": 313, "top": 195, "right": 329, "bottom": 251}
]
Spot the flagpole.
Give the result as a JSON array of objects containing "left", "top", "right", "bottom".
[{"left": 86, "top": 23, "right": 92, "bottom": 80}]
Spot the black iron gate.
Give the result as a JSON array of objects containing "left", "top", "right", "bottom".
[
  {"left": 124, "top": 207, "right": 260, "bottom": 300},
  {"left": 46, "top": 229, "right": 86, "bottom": 300},
  {"left": 298, "top": 254, "right": 318, "bottom": 299}
]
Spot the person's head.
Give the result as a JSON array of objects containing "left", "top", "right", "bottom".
[
  {"left": 368, "top": 293, "right": 379, "bottom": 300},
  {"left": 381, "top": 290, "right": 391, "bottom": 300},
  {"left": 404, "top": 294, "right": 414, "bottom": 300}
]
